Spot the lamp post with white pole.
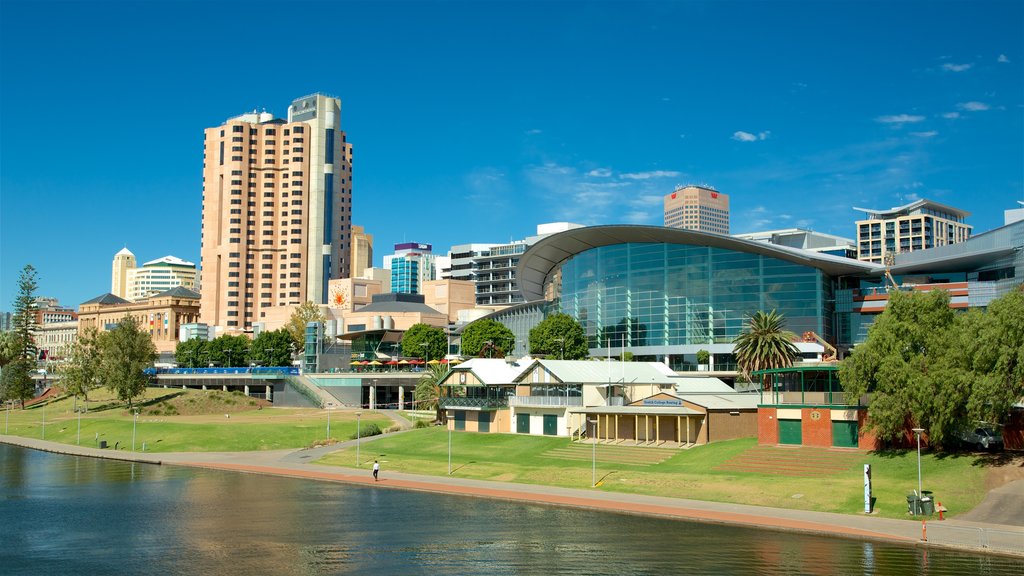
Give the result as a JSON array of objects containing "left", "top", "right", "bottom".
[
  {"left": 326, "top": 402, "right": 333, "bottom": 440},
  {"left": 912, "top": 427, "right": 925, "bottom": 497},
  {"left": 77, "top": 406, "right": 82, "bottom": 445},
  {"left": 355, "top": 411, "right": 362, "bottom": 467},
  {"left": 132, "top": 409, "right": 139, "bottom": 451},
  {"left": 588, "top": 418, "right": 598, "bottom": 487},
  {"left": 448, "top": 422, "right": 452, "bottom": 476}
]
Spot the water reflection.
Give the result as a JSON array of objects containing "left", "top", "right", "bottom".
[{"left": 1, "top": 445, "right": 1020, "bottom": 575}]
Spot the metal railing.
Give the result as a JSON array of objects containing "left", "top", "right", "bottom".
[
  {"left": 439, "top": 397, "right": 508, "bottom": 409},
  {"left": 509, "top": 395, "right": 583, "bottom": 407}
]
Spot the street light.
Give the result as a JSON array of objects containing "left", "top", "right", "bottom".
[
  {"left": 355, "top": 411, "right": 362, "bottom": 467},
  {"left": 76, "top": 406, "right": 82, "bottom": 445},
  {"left": 225, "top": 348, "right": 234, "bottom": 368},
  {"left": 553, "top": 337, "right": 565, "bottom": 360},
  {"left": 448, "top": 422, "right": 452, "bottom": 476},
  {"left": 132, "top": 409, "right": 140, "bottom": 451},
  {"left": 912, "top": 427, "right": 925, "bottom": 497},
  {"left": 326, "top": 403, "right": 333, "bottom": 440},
  {"left": 589, "top": 418, "right": 598, "bottom": 487}
]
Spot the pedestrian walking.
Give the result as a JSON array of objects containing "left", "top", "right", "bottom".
[{"left": 372, "top": 460, "right": 379, "bottom": 481}]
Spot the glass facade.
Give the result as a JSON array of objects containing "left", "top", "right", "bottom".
[{"left": 554, "top": 243, "right": 832, "bottom": 349}]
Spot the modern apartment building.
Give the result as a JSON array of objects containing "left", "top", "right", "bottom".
[
  {"left": 111, "top": 249, "right": 197, "bottom": 301},
  {"left": 663, "top": 185, "right": 730, "bottom": 234},
  {"left": 383, "top": 242, "right": 437, "bottom": 294},
  {"left": 853, "top": 199, "right": 971, "bottom": 264},
  {"left": 350, "top": 225, "right": 373, "bottom": 279},
  {"left": 443, "top": 223, "right": 584, "bottom": 306},
  {"left": 200, "top": 94, "right": 354, "bottom": 332}
]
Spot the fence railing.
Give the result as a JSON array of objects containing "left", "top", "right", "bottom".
[
  {"left": 509, "top": 396, "right": 583, "bottom": 407},
  {"left": 439, "top": 397, "right": 508, "bottom": 409}
]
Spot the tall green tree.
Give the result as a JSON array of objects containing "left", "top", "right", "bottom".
[
  {"left": 60, "top": 327, "right": 102, "bottom": 405},
  {"left": 963, "top": 287, "right": 1024, "bottom": 426},
  {"left": 1, "top": 358, "right": 35, "bottom": 408},
  {"left": 286, "top": 301, "right": 326, "bottom": 352},
  {"left": 251, "top": 329, "right": 295, "bottom": 367},
  {"left": 401, "top": 323, "right": 447, "bottom": 361},
  {"left": 207, "top": 334, "right": 251, "bottom": 367},
  {"left": 839, "top": 290, "right": 973, "bottom": 448},
  {"left": 733, "top": 309, "right": 799, "bottom": 389},
  {"left": 99, "top": 315, "right": 157, "bottom": 408},
  {"left": 461, "top": 319, "right": 515, "bottom": 358},
  {"left": 414, "top": 364, "right": 449, "bottom": 423},
  {"left": 0, "top": 331, "right": 20, "bottom": 368},
  {"left": 175, "top": 337, "right": 209, "bottom": 368},
  {"left": 529, "top": 313, "right": 588, "bottom": 359},
  {"left": 12, "top": 265, "right": 39, "bottom": 362}
]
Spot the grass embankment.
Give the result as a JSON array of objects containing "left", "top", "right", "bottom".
[
  {"left": 317, "top": 427, "right": 993, "bottom": 520},
  {"left": 2, "top": 388, "right": 392, "bottom": 452}
]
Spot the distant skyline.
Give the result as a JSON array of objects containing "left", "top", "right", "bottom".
[{"left": 2, "top": 0, "right": 1021, "bottom": 309}]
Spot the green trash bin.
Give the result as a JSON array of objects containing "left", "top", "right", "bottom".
[
  {"left": 921, "top": 491, "right": 935, "bottom": 515},
  {"left": 907, "top": 494, "right": 921, "bottom": 515}
]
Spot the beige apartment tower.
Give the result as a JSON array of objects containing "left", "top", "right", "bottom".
[
  {"left": 351, "top": 225, "right": 373, "bottom": 279},
  {"left": 200, "top": 94, "right": 354, "bottom": 332},
  {"left": 664, "top": 185, "right": 730, "bottom": 234},
  {"left": 854, "top": 199, "right": 972, "bottom": 263}
]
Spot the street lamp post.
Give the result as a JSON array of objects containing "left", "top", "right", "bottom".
[
  {"left": 41, "top": 401, "right": 46, "bottom": 440},
  {"left": 355, "top": 411, "right": 362, "bottom": 466},
  {"left": 5, "top": 400, "right": 10, "bottom": 434},
  {"left": 554, "top": 337, "right": 564, "bottom": 360},
  {"left": 589, "top": 418, "right": 598, "bottom": 487},
  {"left": 77, "top": 406, "right": 82, "bottom": 445},
  {"left": 448, "top": 423, "right": 452, "bottom": 475},
  {"left": 132, "top": 409, "right": 140, "bottom": 451},
  {"left": 226, "top": 349, "right": 234, "bottom": 368},
  {"left": 326, "top": 403, "right": 333, "bottom": 440},
  {"left": 913, "top": 427, "right": 925, "bottom": 497}
]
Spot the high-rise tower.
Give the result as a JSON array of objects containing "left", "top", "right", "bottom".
[
  {"left": 111, "top": 247, "right": 136, "bottom": 299},
  {"left": 200, "top": 94, "right": 353, "bottom": 332},
  {"left": 663, "top": 185, "right": 730, "bottom": 234}
]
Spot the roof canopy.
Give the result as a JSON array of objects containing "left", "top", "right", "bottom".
[{"left": 516, "top": 225, "right": 879, "bottom": 301}]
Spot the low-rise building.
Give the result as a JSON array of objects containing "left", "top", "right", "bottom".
[{"left": 77, "top": 287, "right": 202, "bottom": 356}]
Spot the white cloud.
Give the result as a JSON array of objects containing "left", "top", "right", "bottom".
[
  {"left": 732, "top": 130, "right": 770, "bottom": 142},
  {"left": 941, "top": 63, "right": 973, "bottom": 72},
  {"left": 619, "top": 170, "right": 682, "bottom": 180},
  {"left": 463, "top": 167, "right": 511, "bottom": 208},
  {"left": 587, "top": 168, "right": 612, "bottom": 178},
  {"left": 910, "top": 131, "right": 938, "bottom": 138},
  {"left": 525, "top": 128, "right": 543, "bottom": 135},
  {"left": 876, "top": 114, "right": 925, "bottom": 124},
  {"left": 957, "top": 101, "right": 991, "bottom": 111},
  {"left": 941, "top": 112, "right": 961, "bottom": 119},
  {"left": 998, "top": 54, "right": 1010, "bottom": 63}
]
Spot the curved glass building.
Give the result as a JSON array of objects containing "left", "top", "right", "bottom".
[{"left": 509, "top": 225, "right": 877, "bottom": 368}]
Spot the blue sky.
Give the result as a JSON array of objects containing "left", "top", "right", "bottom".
[{"left": 1, "top": 0, "right": 1021, "bottom": 309}]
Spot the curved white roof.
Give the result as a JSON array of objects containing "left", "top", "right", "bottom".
[{"left": 515, "top": 225, "right": 879, "bottom": 301}]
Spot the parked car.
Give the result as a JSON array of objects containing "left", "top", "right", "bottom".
[{"left": 958, "top": 425, "right": 1004, "bottom": 451}]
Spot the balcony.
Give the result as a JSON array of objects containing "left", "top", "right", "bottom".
[
  {"left": 509, "top": 395, "right": 583, "bottom": 407},
  {"left": 439, "top": 397, "right": 508, "bottom": 409}
]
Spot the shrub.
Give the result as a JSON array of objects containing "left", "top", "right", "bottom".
[
  {"left": 414, "top": 419, "right": 432, "bottom": 429},
  {"left": 349, "top": 422, "right": 382, "bottom": 439}
]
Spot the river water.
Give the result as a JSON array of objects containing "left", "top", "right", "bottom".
[{"left": 1, "top": 445, "right": 1019, "bottom": 575}]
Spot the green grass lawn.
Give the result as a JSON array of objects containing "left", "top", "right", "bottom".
[
  {"left": 318, "top": 427, "right": 991, "bottom": 520},
  {"left": 2, "top": 388, "right": 392, "bottom": 453}
]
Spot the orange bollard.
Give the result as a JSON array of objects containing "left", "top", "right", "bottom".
[
  {"left": 938, "top": 502, "right": 944, "bottom": 521},
  {"left": 922, "top": 519, "right": 927, "bottom": 541}
]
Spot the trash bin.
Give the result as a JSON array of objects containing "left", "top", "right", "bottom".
[
  {"left": 907, "top": 494, "right": 921, "bottom": 515},
  {"left": 921, "top": 491, "right": 935, "bottom": 515},
  {"left": 99, "top": 440, "right": 107, "bottom": 449}
]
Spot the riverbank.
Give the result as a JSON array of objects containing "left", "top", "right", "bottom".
[{"left": 4, "top": 434, "right": 1022, "bottom": 559}]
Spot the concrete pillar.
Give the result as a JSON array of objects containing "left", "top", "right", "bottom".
[
  {"left": 223, "top": 385, "right": 228, "bottom": 392},
  {"left": 244, "top": 385, "right": 250, "bottom": 396},
  {"left": 398, "top": 386, "right": 404, "bottom": 411},
  {"left": 202, "top": 384, "right": 207, "bottom": 391},
  {"left": 369, "top": 386, "right": 376, "bottom": 410},
  {"left": 265, "top": 386, "right": 271, "bottom": 401}
]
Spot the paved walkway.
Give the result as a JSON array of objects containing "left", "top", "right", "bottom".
[{"left": 3, "top": 434, "right": 1022, "bottom": 558}]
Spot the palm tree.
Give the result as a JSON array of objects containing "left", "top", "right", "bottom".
[
  {"left": 733, "top": 310, "right": 800, "bottom": 390},
  {"left": 414, "top": 364, "right": 448, "bottom": 423}
]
